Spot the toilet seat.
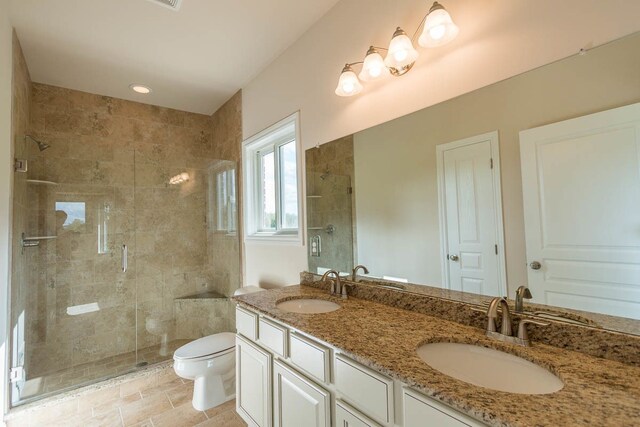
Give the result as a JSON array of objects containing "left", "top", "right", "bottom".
[{"left": 174, "top": 332, "right": 235, "bottom": 361}]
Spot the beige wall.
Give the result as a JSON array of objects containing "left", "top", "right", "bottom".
[
  {"left": 1, "top": 0, "right": 14, "bottom": 417},
  {"left": 241, "top": 0, "right": 640, "bottom": 287},
  {"left": 352, "top": 32, "right": 640, "bottom": 294}
]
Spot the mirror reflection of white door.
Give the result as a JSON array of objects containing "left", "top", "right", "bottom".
[
  {"left": 520, "top": 103, "right": 640, "bottom": 319},
  {"left": 437, "top": 131, "right": 507, "bottom": 297}
]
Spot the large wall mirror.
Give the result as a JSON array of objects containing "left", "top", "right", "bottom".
[{"left": 305, "top": 31, "right": 640, "bottom": 335}]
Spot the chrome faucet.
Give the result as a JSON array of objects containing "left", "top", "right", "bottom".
[
  {"left": 515, "top": 285, "right": 532, "bottom": 312},
  {"left": 351, "top": 264, "right": 369, "bottom": 282},
  {"left": 481, "top": 296, "right": 548, "bottom": 347},
  {"left": 321, "top": 270, "right": 341, "bottom": 295}
]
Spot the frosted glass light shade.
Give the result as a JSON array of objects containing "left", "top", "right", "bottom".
[
  {"left": 384, "top": 27, "right": 419, "bottom": 76},
  {"left": 359, "top": 47, "right": 390, "bottom": 82},
  {"left": 335, "top": 64, "right": 363, "bottom": 97},
  {"left": 419, "top": 2, "right": 459, "bottom": 48}
]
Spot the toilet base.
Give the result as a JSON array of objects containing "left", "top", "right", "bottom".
[{"left": 192, "top": 374, "right": 235, "bottom": 411}]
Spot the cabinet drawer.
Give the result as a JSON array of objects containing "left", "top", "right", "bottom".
[
  {"left": 236, "top": 306, "right": 258, "bottom": 341},
  {"left": 403, "top": 388, "right": 484, "bottom": 427},
  {"left": 289, "top": 332, "right": 331, "bottom": 384},
  {"left": 258, "top": 317, "right": 288, "bottom": 357},
  {"left": 336, "top": 400, "right": 382, "bottom": 427},
  {"left": 335, "top": 354, "right": 394, "bottom": 426}
]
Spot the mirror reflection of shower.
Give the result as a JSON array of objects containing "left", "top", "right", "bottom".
[{"left": 25, "top": 135, "right": 50, "bottom": 152}]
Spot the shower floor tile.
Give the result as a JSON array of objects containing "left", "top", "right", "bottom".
[{"left": 22, "top": 339, "right": 191, "bottom": 401}]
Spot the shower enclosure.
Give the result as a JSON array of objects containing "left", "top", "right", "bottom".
[{"left": 9, "top": 85, "right": 241, "bottom": 406}]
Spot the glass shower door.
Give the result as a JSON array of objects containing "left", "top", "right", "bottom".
[{"left": 10, "top": 134, "right": 137, "bottom": 405}]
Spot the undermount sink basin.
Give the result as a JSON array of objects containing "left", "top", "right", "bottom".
[
  {"left": 276, "top": 298, "right": 341, "bottom": 314},
  {"left": 417, "top": 343, "right": 564, "bottom": 394}
]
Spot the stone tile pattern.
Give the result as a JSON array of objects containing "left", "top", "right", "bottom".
[
  {"left": 305, "top": 135, "right": 355, "bottom": 275},
  {"left": 301, "top": 272, "right": 640, "bottom": 367},
  {"left": 235, "top": 285, "right": 640, "bottom": 427},
  {"left": 5, "top": 363, "right": 246, "bottom": 427},
  {"left": 207, "top": 92, "right": 243, "bottom": 298},
  {"left": 9, "top": 31, "right": 32, "bottom": 387},
  {"left": 11, "top": 79, "right": 243, "bottom": 399},
  {"left": 175, "top": 297, "right": 235, "bottom": 339}
]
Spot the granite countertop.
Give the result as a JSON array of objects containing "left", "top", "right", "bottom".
[{"left": 234, "top": 285, "right": 640, "bottom": 427}]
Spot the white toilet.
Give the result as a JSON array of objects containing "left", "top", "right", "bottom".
[{"left": 173, "top": 286, "right": 264, "bottom": 411}]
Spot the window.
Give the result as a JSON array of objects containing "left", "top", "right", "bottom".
[{"left": 244, "top": 112, "right": 301, "bottom": 243}]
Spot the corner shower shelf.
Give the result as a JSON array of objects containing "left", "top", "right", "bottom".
[
  {"left": 307, "top": 227, "right": 323, "bottom": 230},
  {"left": 26, "top": 179, "right": 59, "bottom": 186}
]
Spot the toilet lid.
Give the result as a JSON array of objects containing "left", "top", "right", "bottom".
[{"left": 174, "top": 332, "right": 235, "bottom": 360}]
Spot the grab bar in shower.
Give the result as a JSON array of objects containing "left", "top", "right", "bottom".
[{"left": 122, "top": 244, "right": 128, "bottom": 273}]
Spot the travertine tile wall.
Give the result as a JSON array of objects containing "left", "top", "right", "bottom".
[
  {"left": 13, "top": 79, "right": 243, "bottom": 384},
  {"left": 207, "top": 92, "right": 242, "bottom": 300},
  {"left": 9, "top": 31, "right": 32, "bottom": 385},
  {"left": 305, "top": 135, "right": 355, "bottom": 275}
]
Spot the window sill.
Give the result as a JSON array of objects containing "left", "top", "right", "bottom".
[{"left": 245, "top": 232, "right": 302, "bottom": 246}]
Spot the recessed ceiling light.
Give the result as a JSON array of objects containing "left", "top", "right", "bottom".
[{"left": 129, "top": 84, "right": 152, "bottom": 94}]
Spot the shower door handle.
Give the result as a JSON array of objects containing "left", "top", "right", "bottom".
[{"left": 122, "top": 244, "right": 128, "bottom": 273}]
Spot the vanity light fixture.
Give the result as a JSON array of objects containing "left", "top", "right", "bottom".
[
  {"left": 334, "top": 1, "right": 458, "bottom": 97},
  {"left": 335, "top": 64, "right": 364, "bottom": 96},
  {"left": 384, "top": 27, "right": 419, "bottom": 76},
  {"left": 129, "top": 84, "right": 152, "bottom": 94},
  {"left": 359, "top": 46, "right": 390, "bottom": 81},
  {"left": 418, "top": 1, "right": 459, "bottom": 48}
]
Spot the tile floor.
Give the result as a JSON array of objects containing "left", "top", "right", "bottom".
[{"left": 8, "top": 366, "right": 247, "bottom": 427}]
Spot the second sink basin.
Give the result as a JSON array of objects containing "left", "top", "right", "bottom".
[
  {"left": 276, "top": 298, "right": 341, "bottom": 314},
  {"left": 417, "top": 342, "right": 564, "bottom": 394}
]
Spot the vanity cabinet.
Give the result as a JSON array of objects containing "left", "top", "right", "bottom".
[
  {"left": 336, "top": 400, "right": 382, "bottom": 427},
  {"left": 235, "top": 305, "right": 487, "bottom": 427},
  {"left": 273, "top": 360, "right": 331, "bottom": 427},
  {"left": 236, "top": 336, "right": 273, "bottom": 427},
  {"left": 403, "top": 388, "right": 484, "bottom": 427}
]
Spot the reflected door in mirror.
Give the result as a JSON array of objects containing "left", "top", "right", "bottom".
[
  {"left": 520, "top": 103, "right": 640, "bottom": 319},
  {"left": 440, "top": 133, "right": 505, "bottom": 297}
]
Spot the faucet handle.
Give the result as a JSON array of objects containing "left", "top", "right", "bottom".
[{"left": 517, "top": 319, "right": 549, "bottom": 342}]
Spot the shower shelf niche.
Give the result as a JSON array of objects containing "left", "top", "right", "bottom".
[{"left": 26, "top": 179, "right": 59, "bottom": 186}]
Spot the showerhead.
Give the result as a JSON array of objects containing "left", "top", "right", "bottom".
[{"left": 25, "top": 135, "right": 50, "bottom": 152}]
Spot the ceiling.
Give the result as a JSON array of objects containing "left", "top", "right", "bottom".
[{"left": 8, "top": 0, "right": 341, "bottom": 114}]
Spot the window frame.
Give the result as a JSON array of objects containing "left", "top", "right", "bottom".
[{"left": 243, "top": 112, "right": 303, "bottom": 245}]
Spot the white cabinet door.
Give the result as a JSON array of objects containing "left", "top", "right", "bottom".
[
  {"left": 273, "top": 360, "right": 330, "bottom": 427},
  {"left": 336, "top": 400, "right": 381, "bottom": 427},
  {"left": 520, "top": 103, "right": 640, "bottom": 318},
  {"left": 236, "top": 336, "right": 272, "bottom": 427},
  {"left": 403, "top": 388, "right": 484, "bottom": 427}
]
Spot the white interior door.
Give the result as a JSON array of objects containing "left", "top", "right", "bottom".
[
  {"left": 438, "top": 132, "right": 506, "bottom": 297},
  {"left": 520, "top": 103, "right": 640, "bottom": 319}
]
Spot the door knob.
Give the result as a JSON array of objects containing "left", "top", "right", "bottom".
[
  {"left": 449, "top": 254, "right": 459, "bottom": 262},
  {"left": 529, "top": 261, "right": 542, "bottom": 270}
]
